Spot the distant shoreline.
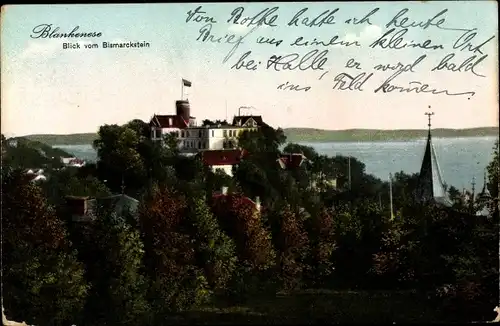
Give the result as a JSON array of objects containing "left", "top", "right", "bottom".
[{"left": 19, "top": 127, "right": 499, "bottom": 146}]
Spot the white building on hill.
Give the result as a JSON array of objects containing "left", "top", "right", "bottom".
[{"left": 149, "top": 100, "right": 265, "bottom": 154}]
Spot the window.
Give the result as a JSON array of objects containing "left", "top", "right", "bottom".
[
  {"left": 198, "top": 130, "right": 202, "bottom": 137},
  {"left": 228, "top": 130, "right": 232, "bottom": 137},
  {"left": 156, "top": 129, "right": 161, "bottom": 139},
  {"left": 211, "top": 130, "right": 214, "bottom": 137},
  {"left": 223, "top": 130, "right": 227, "bottom": 137},
  {"left": 198, "top": 141, "right": 201, "bottom": 149},
  {"left": 181, "top": 131, "right": 185, "bottom": 138},
  {"left": 186, "top": 131, "right": 190, "bottom": 137}
]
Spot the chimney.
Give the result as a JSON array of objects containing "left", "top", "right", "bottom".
[
  {"left": 222, "top": 186, "right": 228, "bottom": 195},
  {"left": 255, "top": 196, "right": 261, "bottom": 211}
]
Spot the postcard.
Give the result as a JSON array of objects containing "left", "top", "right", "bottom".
[{"left": 1, "top": 2, "right": 499, "bottom": 325}]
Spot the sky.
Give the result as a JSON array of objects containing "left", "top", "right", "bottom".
[{"left": 1, "top": 1, "right": 498, "bottom": 137}]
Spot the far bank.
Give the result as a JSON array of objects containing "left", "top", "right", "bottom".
[{"left": 22, "top": 126, "right": 499, "bottom": 146}]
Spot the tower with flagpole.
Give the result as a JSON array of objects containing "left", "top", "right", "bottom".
[{"left": 181, "top": 78, "right": 192, "bottom": 100}]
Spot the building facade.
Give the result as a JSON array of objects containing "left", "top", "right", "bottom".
[{"left": 149, "top": 100, "right": 265, "bottom": 175}]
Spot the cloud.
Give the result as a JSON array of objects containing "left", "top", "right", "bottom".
[
  {"left": 343, "top": 24, "right": 383, "bottom": 43},
  {"left": 19, "top": 38, "right": 95, "bottom": 60}
]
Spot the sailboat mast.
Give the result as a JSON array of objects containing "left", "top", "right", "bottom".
[
  {"left": 389, "top": 173, "right": 394, "bottom": 221},
  {"left": 348, "top": 156, "right": 351, "bottom": 191}
]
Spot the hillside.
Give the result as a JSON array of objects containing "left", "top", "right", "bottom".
[
  {"left": 2, "top": 136, "right": 74, "bottom": 169},
  {"left": 25, "top": 133, "right": 98, "bottom": 146},
  {"left": 22, "top": 127, "right": 498, "bottom": 145},
  {"left": 283, "top": 127, "right": 499, "bottom": 143}
]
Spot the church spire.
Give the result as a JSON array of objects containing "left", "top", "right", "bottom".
[
  {"left": 415, "top": 110, "right": 452, "bottom": 206},
  {"left": 425, "top": 110, "right": 434, "bottom": 137},
  {"left": 478, "top": 169, "right": 491, "bottom": 200}
]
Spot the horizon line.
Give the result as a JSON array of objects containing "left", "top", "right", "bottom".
[{"left": 8, "top": 125, "right": 499, "bottom": 138}]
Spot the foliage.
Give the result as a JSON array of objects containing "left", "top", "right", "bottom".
[
  {"left": 93, "top": 123, "right": 147, "bottom": 193},
  {"left": 266, "top": 203, "right": 310, "bottom": 291},
  {"left": 2, "top": 168, "right": 89, "bottom": 325},
  {"left": 41, "top": 167, "right": 111, "bottom": 207},
  {"left": 70, "top": 210, "right": 151, "bottom": 326},
  {"left": 304, "top": 207, "right": 337, "bottom": 288},
  {"left": 211, "top": 193, "right": 277, "bottom": 301},
  {"left": 1, "top": 136, "right": 69, "bottom": 170},
  {"left": 486, "top": 140, "right": 499, "bottom": 210},
  {"left": 138, "top": 185, "right": 211, "bottom": 315},
  {"left": 201, "top": 119, "right": 230, "bottom": 126},
  {"left": 4, "top": 123, "right": 498, "bottom": 323},
  {"left": 211, "top": 194, "right": 275, "bottom": 270}
]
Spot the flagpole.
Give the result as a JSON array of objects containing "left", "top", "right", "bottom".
[{"left": 181, "top": 80, "right": 184, "bottom": 100}]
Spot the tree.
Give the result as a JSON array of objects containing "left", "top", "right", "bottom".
[
  {"left": 42, "top": 168, "right": 111, "bottom": 207},
  {"left": 211, "top": 193, "right": 275, "bottom": 270},
  {"left": 93, "top": 123, "right": 147, "bottom": 194},
  {"left": 305, "top": 207, "right": 336, "bottom": 288},
  {"left": 486, "top": 140, "right": 499, "bottom": 213},
  {"left": 2, "top": 169, "right": 88, "bottom": 325},
  {"left": 211, "top": 193, "right": 276, "bottom": 300},
  {"left": 202, "top": 119, "right": 229, "bottom": 126},
  {"left": 186, "top": 197, "right": 238, "bottom": 293},
  {"left": 138, "top": 185, "right": 210, "bottom": 316},
  {"left": 78, "top": 211, "right": 150, "bottom": 325},
  {"left": 266, "top": 203, "right": 309, "bottom": 291}
]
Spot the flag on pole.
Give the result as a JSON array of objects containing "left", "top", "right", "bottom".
[{"left": 182, "top": 79, "right": 192, "bottom": 87}]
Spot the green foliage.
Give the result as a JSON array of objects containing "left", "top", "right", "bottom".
[
  {"left": 266, "top": 203, "right": 310, "bottom": 291},
  {"left": 2, "top": 136, "right": 69, "bottom": 170},
  {"left": 187, "top": 197, "right": 238, "bottom": 293},
  {"left": 2, "top": 169, "right": 89, "bottom": 325},
  {"left": 138, "top": 185, "right": 211, "bottom": 315},
  {"left": 41, "top": 167, "right": 112, "bottom": 207},
  {"left": 3, "top": 124, "right": 498, "bottom": 324},
  {"left": 70, "top": 211, "right": 150, "bottom": 325},
  {"left": 486, "top": 140, "right": 499, "bottom": 205}
]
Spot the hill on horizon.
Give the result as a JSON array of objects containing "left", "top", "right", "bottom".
[{"left": 19, "top": 126, "right": 499, "bottom": 146}]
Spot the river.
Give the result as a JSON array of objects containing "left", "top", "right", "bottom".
[{"left": 54, "top": 136, "right": 497, "bottom": 190}]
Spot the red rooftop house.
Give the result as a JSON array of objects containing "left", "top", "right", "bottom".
[
  {"left": 277, "top": 153, "right": 308, "bottom": 170},
  {"left": 211, "top": 186, "right": 261, "bottom": 215},
  {"left": 198, "top": 149, "right": 249, "bottom": 177}
]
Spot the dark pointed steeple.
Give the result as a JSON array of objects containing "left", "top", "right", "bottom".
[
  {"left": 415, "top": 110, "right": 452, "bottom": 206},
  {"left": 478, "top": 170, "right": 491, "bottom": 200},
  {"left": 476, "top": 169, "right": 492, "bottom": 216}
]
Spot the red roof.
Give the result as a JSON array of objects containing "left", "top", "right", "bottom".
[
  {"left": 277, "top": 153, "right": 307, "bottom": 169},
  {"left": 200, "top": 149, "right": 245, "bottom": 166},
  {"left": 150, "top": 114, "right": 188, "bottom": 129}
]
